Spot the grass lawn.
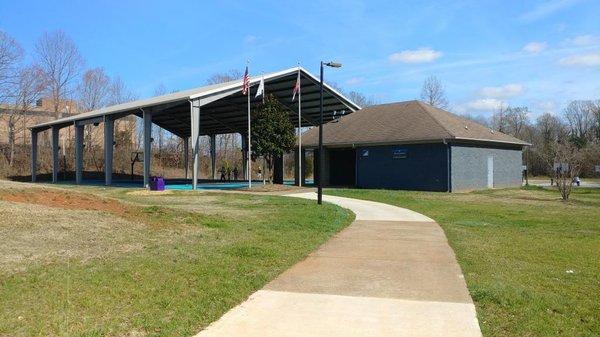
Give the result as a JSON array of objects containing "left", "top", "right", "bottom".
[
  {"left": 0, "top": 181, "right": 353, "bottom": 336},
  {"left": 326, "top": 187, "right": 599, "bottom": 337}
]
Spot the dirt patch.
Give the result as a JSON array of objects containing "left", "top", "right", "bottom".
[
  {"left": 0, "top": 188, "right": 207, "bottom": 274},
  {"left": 0, "top": 188, "right": 131, "bottom": 217}
]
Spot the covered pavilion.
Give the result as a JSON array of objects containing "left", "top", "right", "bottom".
[{"left": 29, "top": 67, "right": 360, "bottom": 189}]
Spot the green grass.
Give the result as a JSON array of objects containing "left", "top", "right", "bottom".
[
  {"left": 326, "top": 187, "right": 600, "bottom": 337},
  {"left": 0, "top": 185, "right": 353, "bottom": 336}
]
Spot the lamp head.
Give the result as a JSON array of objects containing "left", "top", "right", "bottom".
[{"left": 324, "top": 61, "right": 342, "bottom": 68}]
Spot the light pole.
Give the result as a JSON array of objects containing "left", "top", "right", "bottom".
[{"left": 318, "top": 61, "right": 342, "bottom": 205}]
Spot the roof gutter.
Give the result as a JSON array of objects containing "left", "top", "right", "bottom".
[{"left": 452, "top": 137, "right": 531, "bottom": 146}]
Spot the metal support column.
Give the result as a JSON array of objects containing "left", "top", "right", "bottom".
[
  {"left": 183, "top": 136, "right": 189, "bottom": 180},
  {"left": 51, "top": 126, "right": 59, "bottom": 183},
  {"left": 190, "top": 100, "right": 201, "bottom": 190},
  {"left": 143, "top": 110, "right": 152, "bottom": 187},
  {"left": 75, "top": 124, "right": 84, "bottom": 184},
  {"left": 104, "top": 117, "right": 114, "bottom": 185},
  {"left": 31, "top": 130, "right": 38, "bottom": 182},
  {"left": 294, "top": 149, "right": 306, "bottom": 186},
  {"left": 210, "top": 134, "right": 217, "bottom": 180}
]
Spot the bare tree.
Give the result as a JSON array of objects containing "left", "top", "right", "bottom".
[
  {"left": 590, "top": 100, "right": 600, "bottom": 142},
  {"left": 490, "top": 103, "right": 510, "bottom": 133},
  {"left": 546, "top": 142, "right": 584, "bottom": 201},
  {"left": 420, "top": 76, "right": 449, "bottom": 109},
  {"left": 206, "top": 69, "right": 242, "bottom": 85},
  {"left": 563, "top": 100, "right": 594, "bottom": 147},
  {"left": 5, "top": 66, "right": 46, "bottom": 165},
  {"left": 505, "top": 106, "right": 530, "bottom": 138},
  {"left": 35, "top": 30, "right": 84, "bottom": 118},
  {"left": 347, "top": 91, "right": 376, "bottom": 107},
  {"left": 78, "top": 68, "right": 111, "bottom": 112},
  {"left": 152, "top": 84, "right": 167, "bottom": 155},
  {"left": 77, "top": 68, "right": 112, "bottom": 171},
  {"left": 104, "top": 76, "right": 138, "bottom": 174},
  {"left": 536, "top": 113, "right": 564, "bottom": 146},
  {"left": 325, "top": 82, "right": 375, "bottom": 109},
  {"left": 460, "top": 113, "right": 490, "bottom": 126},
  {"left": 0, "top": 31, "right": 23, "bottom": 103},
  {"left": 107, "top": 76, "right": 136, "bottom": 106}
]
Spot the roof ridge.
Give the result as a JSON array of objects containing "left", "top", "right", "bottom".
[{"left": 413, "top": 101, "right": 454, "bottom": 139}]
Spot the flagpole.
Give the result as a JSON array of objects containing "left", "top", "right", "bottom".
[
  {"left": 247, "top": 61, "right": 252, "bottom": 189},
  {"left": 298, "top": 65, "right": 302, "bottom": 187}
]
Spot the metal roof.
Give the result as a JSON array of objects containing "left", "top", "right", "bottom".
[
  {"left": 31, "top": 67, "right": 361, "bottom": 137},
  {"left": 300, "top": 100, "right": 530, "bottom": 147}
]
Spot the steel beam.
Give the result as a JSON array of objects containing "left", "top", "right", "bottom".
[
  {"left": 75, "top": 116, "right": 104, "bottom": 127},
  {"left": 190, "top": 100, "right": 201, "bottom": 190},
  {"left": 143, "top": 110, "right": 152, "bottom": 187},
  {"left": 31, "top": 130, "right": 38, "bottom": 182},
  {"left": 210, "top": 134, "right": 217, "bottom": 180},
  {"left": 104, "top": 117, "right": 114, "bottom": 185},
  {"left": 51, "top": 126, "right": 59, "bottom": 183},
  {"left": 75, "top": 124, "right": 84, "bottom": 184}
]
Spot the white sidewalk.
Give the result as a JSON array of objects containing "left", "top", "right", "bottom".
[{"left": 195, "top": 192, "right": 482, "bottom": 337}]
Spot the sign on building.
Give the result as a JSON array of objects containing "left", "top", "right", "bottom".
[{"left": 393, "top": 149, "right": 408, "bottom": 159}]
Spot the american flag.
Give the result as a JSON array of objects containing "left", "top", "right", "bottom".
[
  {"left": 242, "top": 66, "right": 250, "bottom": 95},
  {"left": 292, "top": 70, "right": 301, "bottom": 101}
]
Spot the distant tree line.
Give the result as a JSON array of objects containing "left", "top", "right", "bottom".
[
  {"left": 420, "top": 76, "right": 599, "bottom": 199},
  {"left": 0, "top": 29, "right": 141, "bottom": 178},
  {"left": 463, "top": 101, "right": 600, "bottom": 181}
]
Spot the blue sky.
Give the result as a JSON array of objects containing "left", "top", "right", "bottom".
[{"left": 1, "top": 0, "right": 599, "bottom": 118}]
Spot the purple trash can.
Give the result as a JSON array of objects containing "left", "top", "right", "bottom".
[{"left": 149, "top": 176, "right": 165, "bottom": 191}]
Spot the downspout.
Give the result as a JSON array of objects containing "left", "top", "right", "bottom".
[{"left": 443, "top": 138, "right": 451, "bottom": 192}]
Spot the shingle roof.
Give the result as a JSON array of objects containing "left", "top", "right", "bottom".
[{"left": 300, "top": 100, "right": 529, "bottom": 147}]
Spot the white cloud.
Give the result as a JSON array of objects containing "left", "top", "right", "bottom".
[
  {"left": 460, "top": 98, "right": 506, "bottom": 112},
  {"left": 389, "top": 48, "right": 442, "bottom": 64},
  {"left": 559, "top": 53, "right": 600, "bottom": 67},
  {"left": 345, "top": 77, "right": 363, "bottom": 86},
  {"left": 534, "top": 100, "right": 558, "bottom": 114},
  {"left": 244, "top": 35, "right": 257, "bottom": 44},
  {"left": 564, "top": 34, "right": 600, "bottom": 47},
  {"left": 523, "top": 42, "right": 547, "bottom": 54},
  {"left": 520, "top": 0, "right": 583, "bottom": 22},
  {"left": 479, "top": 84, "right": 525, "bottom": 99}
]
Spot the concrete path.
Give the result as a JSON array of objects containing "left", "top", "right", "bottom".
[
  {"left": 195, "top": 192, "right": 482, "bottom": 337},
  {"left": 528, "top": 179, "right": 600, "bottom": 189}
]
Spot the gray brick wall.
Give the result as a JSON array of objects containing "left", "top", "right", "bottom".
[{"left": 451, "top": 145, "right": 523, "bottom": 191}]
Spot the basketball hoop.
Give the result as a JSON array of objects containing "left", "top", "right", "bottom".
[{"left": 131, "top": 151, "right": 144, "bottom": 180}]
